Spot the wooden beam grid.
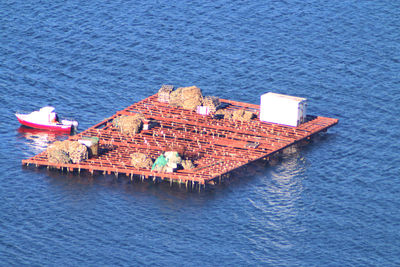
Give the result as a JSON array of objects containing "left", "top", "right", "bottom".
[{"left": 22, "top": 93, "right": 338, "bottom": 184}]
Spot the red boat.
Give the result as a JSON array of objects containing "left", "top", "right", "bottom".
[{"left": 15, "top": 106, "right": 78, "bottom": 133}]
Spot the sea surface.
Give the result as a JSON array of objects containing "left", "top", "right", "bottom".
[{"left": 1, "top": 0, "right": 399, "bottom": 266}]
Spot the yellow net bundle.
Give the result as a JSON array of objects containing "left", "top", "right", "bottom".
[
  {"left": 169, "top": 86, "right": 203, "bottom": 110},
  {"left": 113, "top": 113, "right": 145, "bottom": 135},
  {"left": 47, "top": 140, "right": 88, "bottom": 164}
]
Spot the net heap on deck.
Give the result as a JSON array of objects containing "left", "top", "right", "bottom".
[{"left": 22, "top": 85, "right": 338, "bottom": 186}]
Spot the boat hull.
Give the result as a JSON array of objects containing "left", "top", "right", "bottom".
[{"left": 16, "top": 114, "right": 72, "bottom": 133}]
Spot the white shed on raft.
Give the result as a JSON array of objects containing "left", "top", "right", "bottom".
[{"left": 260, "top": 92, "right": 307, "bottom": 127}]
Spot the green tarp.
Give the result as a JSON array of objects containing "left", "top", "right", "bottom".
[{"left": 152, "top": 154, "right": 168, "bottom": 170}]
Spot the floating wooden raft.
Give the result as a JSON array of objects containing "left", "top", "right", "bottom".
[{"left": 22, "top": 93, "right": 338, "bottom": 186}]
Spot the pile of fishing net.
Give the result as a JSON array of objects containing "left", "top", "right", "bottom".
[
  {"left": 47, "top": 140, "right": 88, "bottom": 164},
  {"left": 113, "top": 113, "right": 145, "bottom": 135},
  {"left": 151, "top": 151, "right": 195, "bottom": 172},
  {"left": 158, "top": 84, "right": 174, "bottom": 103},
  {"left": 232, "top": 109, "right": 255, "bottom": 121},
  {"left": 152, "top": 151, "right": 181, "bottom": 172},
  {"left": 130, "top": 152, "right": 153, "bottom": 169},
  {"left": 151, "top": 154, "right": 168, "bottom": 172},
  {"left": 202, "top": 96, "right": 220, "bottom": 112},
  {"left": 215, "top": 108, "right": 255, "bottom": 122},
  {"left": 165, "top": 151, "right": 182, "bottom": 169},
  {"left": 215, "top": 108, "right": 233, "bottom": 119},
  {"left": 169, "top": 86, "right": 203, "bottom": 110},
  {"left": 181, "top": 159, "right": 195, "bottom": 170}
]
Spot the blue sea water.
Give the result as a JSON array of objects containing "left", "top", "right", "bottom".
[{"left": 1, "top": 0, "right": 400, "bottom": 266}]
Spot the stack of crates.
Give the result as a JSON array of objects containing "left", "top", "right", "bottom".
[
  {"left": 158, "top": 85, "right": 174, "bottom": 103},
  {"left": 203, "top": 96, "right": 220, "bottom": 113}
]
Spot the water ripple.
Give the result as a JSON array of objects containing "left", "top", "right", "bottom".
[{"left": 1, "top": 0, "right": 400, "bottom": 266}]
